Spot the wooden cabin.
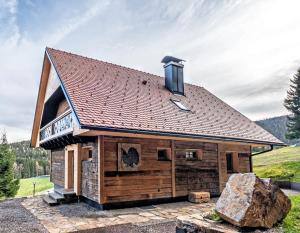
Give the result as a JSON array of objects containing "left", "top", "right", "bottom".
[{"left": 31, "top": 48, "right": 283, "bottom": 208}]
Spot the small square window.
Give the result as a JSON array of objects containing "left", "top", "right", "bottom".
[
  {"left": 186, "top": 151, "right": 197, "bottom": 160},
  {"left": 158, "top": 148, "right": 171, "bottom": 161},
  {"left": 238, "top": 153, "right": 249, "bottom": 158},
  {"left": 82, "top": 147, "right": 93, "bottom": 161}
]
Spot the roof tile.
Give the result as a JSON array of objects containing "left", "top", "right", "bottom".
[{"left": 47, "top": 48, "right": 283, "bottom": 145}]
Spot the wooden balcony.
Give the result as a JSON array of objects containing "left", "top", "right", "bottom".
[{"left": 40, "top": 110, "right": 73, "bottom": 143}]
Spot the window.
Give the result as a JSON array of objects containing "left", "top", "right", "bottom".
[
  {"left": 88, "top": 149, "right": 93, "bottom": 159},
  {"left": 171, "top": 100, "right": 190, "bottom": 111},
  {"left": 238, "top": 153, "right": 249, "bottom": 158},
  {"left": 158, "top": 148, "right": 171, "bottom": 161},
  {"left": 186, "top": 151, "right": 197, "bottom": 160},
  {"left": 82, "top": 147, "right": 93, "bottom": 161},
  {"left": 172, "top": 65, "right": 184, "bottom": 94},
  {"left": 226, "top": 153, "right": 233, "bottom": 173}
]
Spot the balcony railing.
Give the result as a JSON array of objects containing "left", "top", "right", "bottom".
[{"left": 40, "top": 110, "right": 73, "bottom": 143}]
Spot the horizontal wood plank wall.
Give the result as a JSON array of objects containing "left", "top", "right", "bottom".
[
  {"left": 239, "top": 154, "right": 251, "bottom": 173},
  {"left": 103, "top": 136, "right": 172, "bottom": 203},
  {"left": 218, "top": 144, "right": 251, "bottom": 191},
  {"left": 174, "top": 141, "right": 219, "bottom": 197},
  {"left": 50, "top": 149, "right": 65, "bottom": 187}
]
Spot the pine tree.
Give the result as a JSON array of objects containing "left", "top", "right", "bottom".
[
  {"left": 0, "top": 132, "right": 20, "bottom": 198},
  {"left": 284, "top": 69, "right": 300, "bottom": 139}
]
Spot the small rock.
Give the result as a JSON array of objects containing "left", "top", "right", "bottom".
[{"left": 215, "top": 173, "right": 291, "bottom": 228}]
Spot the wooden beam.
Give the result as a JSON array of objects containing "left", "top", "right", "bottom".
[
  {"left": 64, "top": 148, "right": 70, "bottom": 190},
  {"left": 233, "top": 152, "right": 240, "bottom": 173},
  {"left": 73, "top": 144, "right": 82, "bottom": 195},
  {"left": 78, "top": 129, "right": 268, "bottom": 147},
  {"left": 98, "top": 136, "right": 105, "bottom": 204},
  {"left": 217, "top": 144, "right": 224, "bottom": 193},
  {"left": 31, "top": 55, "right": 51, "bottom": 148},
  {"left": 171, "top": 140, "right": 176, "bottom": 197}
]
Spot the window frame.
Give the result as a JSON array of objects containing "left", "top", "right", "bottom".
[
  {"left": 226, "top": 152, "right": 234, "bottom": 173},
  {"left": 157, "top": 148, "right": 172, "bottom": 161},
  {"left": 175, "top": 149, "right": 203, "bottom": 161},
  {"left": 82, "top": 146, "right": 93, "bottom": 161},
  {"left": 171, "top": 99, "right": 190, "bottom": 111}
]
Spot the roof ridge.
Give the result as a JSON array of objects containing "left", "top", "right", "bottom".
[
  {"left": 46, "top": 47, "right": 203, "bottom": 88},
  {"left": 46, "top": 47, "right": 164, "bottom": 80}
]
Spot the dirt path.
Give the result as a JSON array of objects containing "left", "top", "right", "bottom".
[{"left": 0, "top": 198, "right": 47, "bottom": 233}]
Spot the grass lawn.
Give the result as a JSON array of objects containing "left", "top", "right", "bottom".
[
  {"left": 16, "top": 176, "right": 53, "bottom": 197},
  {"left": 282, "top": 195, "right": 300, "bottom": 233},
  {"left": 253, "top": 147, "right": 300, "bottom": 232},
  {"left": 253, "top": 147, "right": 300, "bottom": 182}
]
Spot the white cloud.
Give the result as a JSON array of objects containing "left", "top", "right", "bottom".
[{"left": 1, "top": 0, "right": 300, "bottom": 142}]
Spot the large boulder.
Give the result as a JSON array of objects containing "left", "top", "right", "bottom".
[{"left": 215, "top": 173, "right": 291, "bottom": 229}]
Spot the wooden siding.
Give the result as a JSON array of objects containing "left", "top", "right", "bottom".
[
  {"left": 56, "top": 99, "right": 70, "bottom": 117},
  {"left": 51, "top": 149, "right": 65, "bottom": 187},
  {"left": 218, "top": 144, "right": 251, "bottom": 191},
  {"left": 174, "top": 141, "right": 219, "bottom": 197},
  {"left": 103, "top": 137, "right": 172, "bottom": 203},
  {"left": 239, "top": 154, "right": 251, "bottom": 173},
  {"left": 49, "top": 138, "right": 253, "bottom": 204}
]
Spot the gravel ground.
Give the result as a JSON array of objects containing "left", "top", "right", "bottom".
[
  {"left": 74, "top": 220, "right": 176, "bottom": 233},
  {"left": 0, "top": 188, "right": 298, "bottom": 233},
  {"left": 0, "top": 198, "right": 47, "bottom": 233}
]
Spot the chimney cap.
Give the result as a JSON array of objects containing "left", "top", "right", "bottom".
[{"left": 161, "top": 56, "right": 185, "bottom": 64}]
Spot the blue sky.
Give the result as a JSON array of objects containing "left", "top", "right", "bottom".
[{"left": 1, "top": 0, "right": 300, "bottom": 142}]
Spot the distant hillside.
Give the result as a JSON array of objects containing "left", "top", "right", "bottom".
[
  {"left": 9, "top": 140, "right": 50, "bottom": 179},
  {"left": 255, "top": 115, "right": 300, "bottom": 145}
]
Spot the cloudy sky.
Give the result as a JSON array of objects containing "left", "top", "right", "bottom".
[{"left": 0, "top": 0, "right": 300, "bottom": 142}]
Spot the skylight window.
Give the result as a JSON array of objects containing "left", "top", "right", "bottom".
[{"left": 171, "top": 100, "right": 190, "bottom": 111}]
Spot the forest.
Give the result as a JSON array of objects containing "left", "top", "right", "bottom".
[
  {"left": 9, "top": 140, "right": 50, "bottom": 179},
  {"left": 255, "top": 115, "right": 300, "bottom": 145}
]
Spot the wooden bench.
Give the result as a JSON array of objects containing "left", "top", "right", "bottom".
[{"left": 188, "top": 192, "right": 210, "bottom": 203}]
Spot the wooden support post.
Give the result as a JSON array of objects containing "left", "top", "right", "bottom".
[
  {"left": 73, "top": 144, "right": 82, "bottom": 195},
  {"left": 98, "top": 136, "right": 105, "bottom": 204},
  {"left": 217, "top": 144, "right": 224, "bottom": 193},
  {"left": 64, "top": 144, "right": 81, "bottom": 193},
  {"left": 171, "top": 140, "right": 176, "bottom": 197},
  {"left": 64, "top": 148, "right": 73, "bottom": 190},
  {"left": 233, "top": 152, "right": 240, "bottom": 173},
  {"left": 249, "top": 146, "right": 253, "bottom": 172}
]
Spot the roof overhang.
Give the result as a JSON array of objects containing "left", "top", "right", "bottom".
[{"left": 76, "top": 125, "right": 286, "bottom": 147}]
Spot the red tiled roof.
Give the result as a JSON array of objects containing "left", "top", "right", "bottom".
[{"left": 46, "top": 48, "right": 283, "bottom": 145}]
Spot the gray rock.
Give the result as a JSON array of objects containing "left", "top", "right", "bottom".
[{"left": 215, "top": 173, "right": 291, "bottom": 228}]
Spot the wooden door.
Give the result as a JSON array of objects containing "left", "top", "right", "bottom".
[{"left": 67, "top": 151, "right": 74, "bottom": 190}]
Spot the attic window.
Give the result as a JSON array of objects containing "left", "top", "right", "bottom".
[{"left": 171, "top": 100, "right": 190, "bottom": 111}]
